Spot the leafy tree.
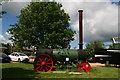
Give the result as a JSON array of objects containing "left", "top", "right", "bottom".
[
  {"left": 0, "top": 11, "right": 6, "bottom": 15},
  {"left": 8, "top": 2, "right": 76, "bottom": 49},
  {"left": 85, "top": 41, "right": 105, "bottom": 57}
]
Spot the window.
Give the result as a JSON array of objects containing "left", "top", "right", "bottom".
[
  {"left": 19, "top": 53, "right": 26, "bottom": 56},
  {"left": 11, "top": 53, "right": 15, "bottom": 56}
]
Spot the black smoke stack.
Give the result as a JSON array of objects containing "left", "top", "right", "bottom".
[
  {"left": 78, "top": 10, "right": 83, "bottom": 50},
  {"left": 78, "top": 10, "right": 88, "bottom": 61}
]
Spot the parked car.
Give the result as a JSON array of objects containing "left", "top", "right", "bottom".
[
  {"left": 9, "top": 52, "right": 29, "bottom": 63},
  {"left": 0, "top": 53, "right": 11, "bottom": 63},
  {"left": 29, "top": 54, "right": 36, "bottom": 59},
  {"left": 29, "top": 54, "right": 36, "bottom": 62}
]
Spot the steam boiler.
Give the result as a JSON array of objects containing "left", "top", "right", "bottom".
[{"left": 33, "top": 10, "right": 91, "bottom": 72}]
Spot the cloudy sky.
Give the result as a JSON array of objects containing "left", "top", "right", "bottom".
[{"left": 0, "top": 0, "right": 119, "bottom": 49}]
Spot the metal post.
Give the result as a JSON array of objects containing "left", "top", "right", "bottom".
[{"left": 78, "top": 10, "right": 83, "bottom": 50}]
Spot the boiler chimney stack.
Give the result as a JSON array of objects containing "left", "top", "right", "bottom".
[{"left": 78, "top": 10, "right": 83, "bottom": 50}]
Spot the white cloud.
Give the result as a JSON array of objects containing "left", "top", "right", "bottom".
[
  {"left": 2, "top": 2, "right": 30, "bottom": 15},
  {"left": 0, "top": 34, "right": 13, "bottom": 44},
  {"left": 0, "top": 35, "right": 5, "bottom": 41},
  {"left": 59, "top": 1, "right": 118, "bottom": 42},
  {"left": 56, "top": 0, "right": 111, "bottom": 2}
]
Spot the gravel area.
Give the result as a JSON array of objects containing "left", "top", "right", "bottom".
[{"left": 89, "top": 63, "right": 105, "bottom": 67}]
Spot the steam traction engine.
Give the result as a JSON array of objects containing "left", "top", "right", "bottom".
[{"left": 33, "top": 10, "right": 92, "bottom": 72}]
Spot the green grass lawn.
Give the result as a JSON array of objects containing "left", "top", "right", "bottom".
[{"left": 0, "top": 62, "right": 119, "bottom": 79}]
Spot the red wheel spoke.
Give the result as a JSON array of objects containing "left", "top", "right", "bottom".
[
  {"left": 36, "top": 66, "right": 41, "bottom": 70},
  {"left": 47, "top": 66, "right": 51, "bottom": 68},
  {"left": 46, "top": 59, "right": 51, "bottom": 62},
  {"left": 40, "top": 66, "right": 43, "bottom": 71},
  {"left": 44, "top": 57, "right": 48, "bottom": 62},
  {"left": 45, "top": 66, "right": 49, "bottom": 71},
  {"left": 38, "top": 58, "right": 42, "bottom": 62}
]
